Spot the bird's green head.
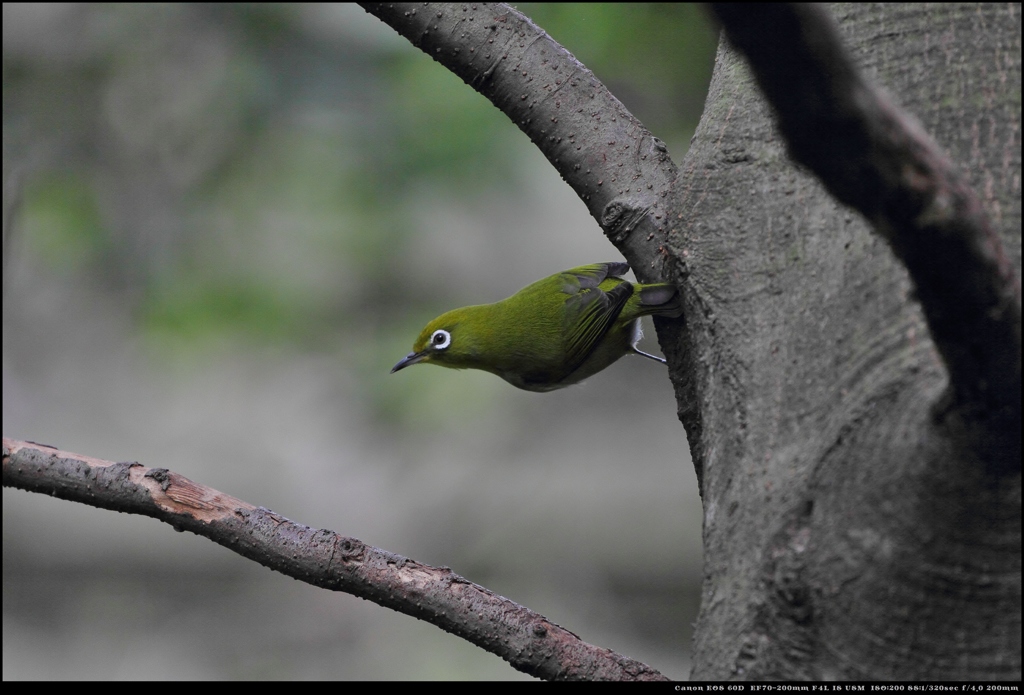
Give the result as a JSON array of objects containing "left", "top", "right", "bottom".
[{"left": 391, "top": 307, "right": 488, "bottom": 374}]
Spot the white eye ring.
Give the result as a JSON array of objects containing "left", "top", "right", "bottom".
[{"left": 430, "top": 329, "right": 451, "bottom": 350}]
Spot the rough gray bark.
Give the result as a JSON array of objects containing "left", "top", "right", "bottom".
[{"left": 672, "top": 3, "right": 1020, "bottom": 680}]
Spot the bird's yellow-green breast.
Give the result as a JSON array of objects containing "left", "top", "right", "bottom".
[{"left": 392, "top": 262, "right": 682, "bottom": 391}]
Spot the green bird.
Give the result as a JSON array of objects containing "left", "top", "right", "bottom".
[{"left": 392, "top": 262, "right": 681, "bottom": 392}]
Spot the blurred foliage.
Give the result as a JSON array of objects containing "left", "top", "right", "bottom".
[
  {"left": 520, "top": 3, "right": 718, "bottom": 147},
  {"left": 21, "top": 171, "right": 109, "bottom": 271},
  {"left": 4, "top": 3, "right": 716, "bottom": 358},
  {"left": 383, "top": 52, "right": 527, "bottom": 188}
]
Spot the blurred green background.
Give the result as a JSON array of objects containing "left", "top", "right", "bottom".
[{"left": 3, "top": 3, "right": 716, "bottom": 680}]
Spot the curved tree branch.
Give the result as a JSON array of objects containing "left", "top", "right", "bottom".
[
  {"left": 711, "top": 3, "right": 1021, "bottom": 471},
  {"left": 358, "top": 2, "right": 680, "bottom": 283},
  {"left": 2, "top": 438, "right": 667, "bottom": 681}
]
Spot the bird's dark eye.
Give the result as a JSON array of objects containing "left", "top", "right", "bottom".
[{"left": 430, "top": 329, "right": 451, "bottom": 350}]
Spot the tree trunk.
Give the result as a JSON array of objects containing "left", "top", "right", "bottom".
[{"left": 672, "top": 3, "right": 1020, "bottom": 680}]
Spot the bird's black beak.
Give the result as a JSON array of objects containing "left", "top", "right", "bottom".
[{"left": 391, "top": 351, "right": 428, "bottom": 373}]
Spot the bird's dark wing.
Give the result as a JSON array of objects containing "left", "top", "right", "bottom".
[
  {"left": 561, "top": 264, "right": 633, "bottom": 375},
  {"left": 557, "top": 262, "right": 629, "bottom": 294}
]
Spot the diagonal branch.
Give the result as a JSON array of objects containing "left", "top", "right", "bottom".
[
  {"left": 358, "top": 2, "right": 679, "bottom": 281},
  {"left": 711, "top": 3, "right": 1021, "bottom": 470},
  {"left": 1, "top": 437, "right": 667, "bottom": 681}
]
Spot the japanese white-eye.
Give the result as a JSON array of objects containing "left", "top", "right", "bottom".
[{"left": 392, "top": 262, "right": 681, "bottom": 392}]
